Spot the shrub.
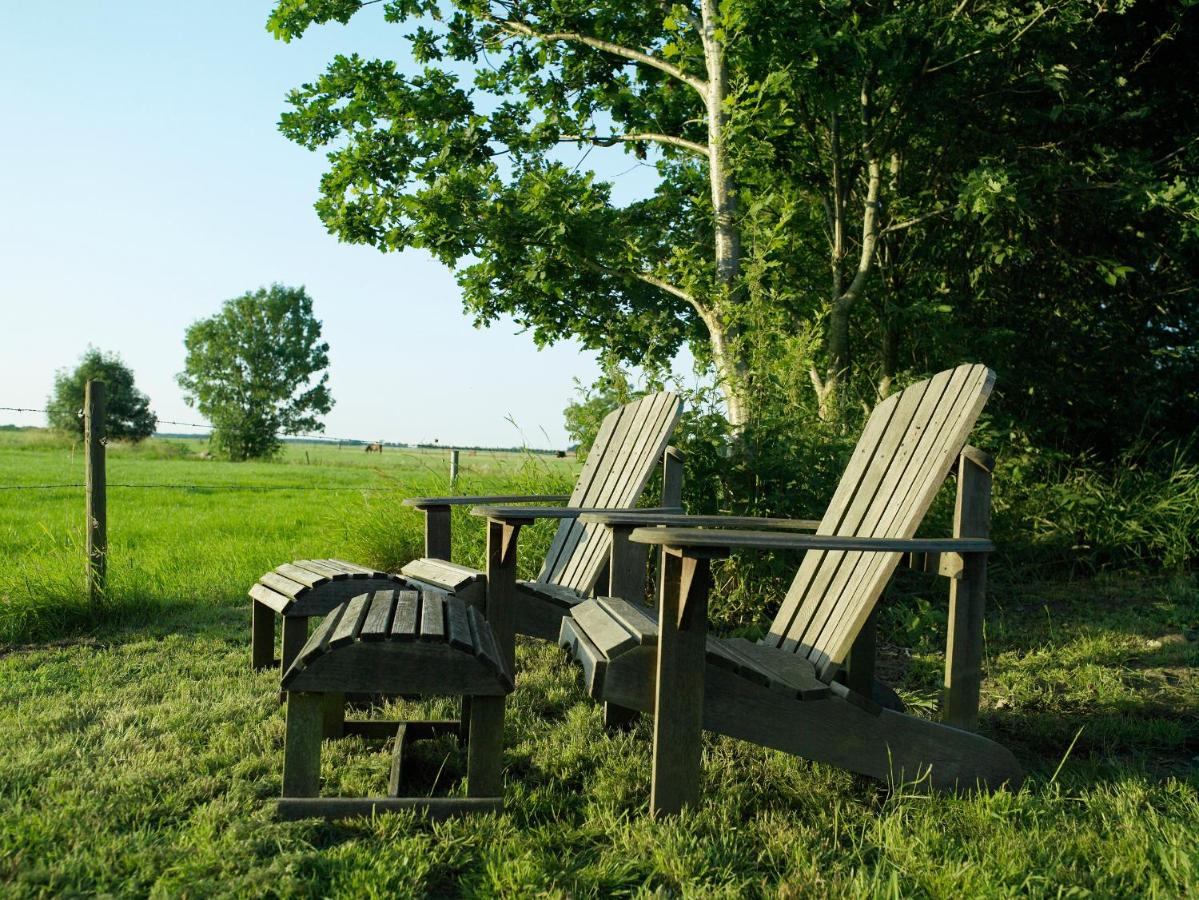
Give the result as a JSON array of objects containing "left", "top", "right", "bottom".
[{"left": 992, "top": 439, "right": 1199, "bottom": 577}]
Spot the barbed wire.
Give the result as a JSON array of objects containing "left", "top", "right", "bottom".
[
  {"left": 154, "top": 417, "right": 211, "bottom": 429},
  {"left": 0, "top": 483, "right": 410, "bottom": 492},
  {"left": 2, "top": 405, "right": 403, "bottom": 446},
  {"left": 3, "top": 402, "right": 564, "bottom": 453}
]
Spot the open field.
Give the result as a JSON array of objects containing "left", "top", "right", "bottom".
[
  {"left": 0, "top": 430, "right": 577, "bottom": 644},
  {"left": 0, "top": 430, "right": 1196, "bottom": 896}
]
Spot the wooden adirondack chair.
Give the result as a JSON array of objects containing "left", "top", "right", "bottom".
[
  {"left": 535, "top": 364, "right": 1020, "bottom": 814},
  {"left": 250, "top": 391, "right": 684, "bottom": 674}
]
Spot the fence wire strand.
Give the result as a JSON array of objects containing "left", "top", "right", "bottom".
[
  {"left": 2, "top": 400, "right": 559, "bottom": 498},
  {"left": 0, "top": 483, "right": 407, "bottom": 492},
  {"left": 3, "top": 405, "right": 407, "bottom": 448}
]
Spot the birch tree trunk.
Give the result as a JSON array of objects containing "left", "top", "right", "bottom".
[
  {"left": 699, "top": 0, "right": 749, "bottom": 430},
  {"left": 810, "top": 79, "right": 884, "bottom": 422}
]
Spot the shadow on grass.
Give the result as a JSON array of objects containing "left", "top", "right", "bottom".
[
  {"left": 989, "top": 695, "right": 1199, "bottom": 784},
  {"left": 0, "top": 592, "right": 251, "bottom": 655}
]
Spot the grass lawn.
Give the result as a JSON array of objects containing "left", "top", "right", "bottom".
[{"left": 0, "top": 430, "right": 1196, "bottom": 897}]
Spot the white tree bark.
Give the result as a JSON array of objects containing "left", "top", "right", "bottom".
[
  {"left": 491, "top": 6, "right": 750, "bottom": 428},
  {"left": 811, "top": 79, "right": 884, "bottom": 421},
  {"left": 699, "top": 0, "right": 749, "bottom": 428}
]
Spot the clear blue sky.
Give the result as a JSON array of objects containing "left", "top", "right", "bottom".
[{"left": 0, "top": 2, "right": 693, "bottom": 447}]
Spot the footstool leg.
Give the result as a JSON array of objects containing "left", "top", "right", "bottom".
[
  {"left": 251, "top": 600, "right": 275, "bottom": 671},
  {"left": 283, "top": 692, "right": 324, "bottom": 797},
  {"left": 603, "top": 702, "right": 639, "bottom": 730},
  {"left": 322, "top": 692, "right": 345, "bottom": 739},
  {"left": 459, "top": 697, "right": 472, "bottom": 745},
  {"left": 466, "top": 696, "right": 504, "bottom": 797},
  {"left": 281, "top": 616, "right": 309, "bottom": 675}
]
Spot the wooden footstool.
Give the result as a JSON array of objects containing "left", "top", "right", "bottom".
[
  {"left": 249, "top": 559, "right": 408, "bottom": 674},
  {"left": 276, "top": 586, "right": 514, "bottom": 820}
]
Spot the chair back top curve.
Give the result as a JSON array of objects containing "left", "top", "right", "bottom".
[
  {"left": 537, "top": 391, "right": 683, "bottom": 594},
  {"left": 765, "top": 364, "right": 995, "bottom": 679}
]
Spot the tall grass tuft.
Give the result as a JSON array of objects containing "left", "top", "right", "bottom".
[
  {"left": 993, "top": 439, "right": 1199, "bottom": 577},
  {"left": 337, "top": 452, "right": 575, "bottom": 581}
]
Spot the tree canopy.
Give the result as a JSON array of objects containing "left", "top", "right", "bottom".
[
  {"left": 177, "top": 285, "right": 334, "bottom": 460},
  {"left": 47, "top": 348, "right": 157, "bottom": 442},
  {"left": 271, "top": 0, "right": 1197, "bottom": 457}
]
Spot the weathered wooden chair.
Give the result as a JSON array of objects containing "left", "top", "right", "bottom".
[
  {"left": 250, "top": 391, "right": 684, "bottom": 674},
  {"left": 541, "top": 364, "right": 1020, "bottom": 814}
]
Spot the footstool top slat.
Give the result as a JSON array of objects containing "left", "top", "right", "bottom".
[
  {"left": 420, "top": 590, "right": 447, "bottom": 642},
  {"left": 260, "top": 571, "right": 309, "bottom": 601},
  {"left": 274, "top": 563, "right": 332, "bottom": 589},
  {"left": 288, "top": 560, "right": 350, "bottom": 581},
  {"left": 296, "top": 604, "right": 347, "bottom": 667},
  {"left": 360, "top": 591, "right": 395, "bottom": 641},
  {"left": 330, "top": 593, "right": 372, "bottom": 648},
  {"left": 250, "top": 582, "right": 292, "bottom": 614},
  {"left": 391, "top": 590, "right": 420, "bottom": 639},
  {"left": 446, "top": 597, "right": 474, "bottom": 653}
]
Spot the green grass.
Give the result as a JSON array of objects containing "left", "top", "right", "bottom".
[
  {"left": 1, "top": 429, "right": 1196, "bottom": 897},
  {"left": 0, "top": 430, "right": 575, "bottom": 644}
]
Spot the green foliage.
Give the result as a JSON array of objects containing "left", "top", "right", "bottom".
[
  {"left": 861, "top": 0, "right": 1199, "bottom": 456},
  {"left": 561, "top": 365, "right": 646, "bottom": 456},
  {"left": 271, "top": 0, "right": 1199, "bottom": 462},
  {"left": 45, "top": 347, "right": 156, "bottom": 442},
  {"left": 177, "top": 285, "right": 333, "bottom": 461},
  {"left": 992, "top": 438, "right": 1199, "bottom": 577},
  {"left": 343, "top": 454, "right": 574, "bottom": 580}
]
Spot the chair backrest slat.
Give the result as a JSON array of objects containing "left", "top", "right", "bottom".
[
  {"left": 781, "top": 367, "right": 962, "bottom": 653},
  {"left": 765, "top": 364, "right": 994, "bottom": 679},
  {"left": 556, "top": 392, "right": 682, "bottom": 590},
  {"left": 538, "top": 400, "right": 629, "bottom": 580},
  {"left": 537, "top": 392, "right": 683, "bottom": 593}
]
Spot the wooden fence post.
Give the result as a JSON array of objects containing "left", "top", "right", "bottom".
[
  {"left": 84, "top": 380, "right": 107, "bottom": 609},
  {"left": 449, "top": 449, "right": 460, "bottom": 486}
]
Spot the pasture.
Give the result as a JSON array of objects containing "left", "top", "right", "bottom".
[{"left": 0, "top": 429, "right": 1196, "bottom": 896}]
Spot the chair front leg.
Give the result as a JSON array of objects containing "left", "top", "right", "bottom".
[
  {"left": 466, "top": 518, "right": 521, "bottom": 798},
  {"left": 649, "top": 547, "right": 713, "bottom": 818},
  {"left": 943, "top": 446, "right": 993, "bottom": 731},
  {"left": 422, "top": 504, "right": 452, "bottom": 560}
]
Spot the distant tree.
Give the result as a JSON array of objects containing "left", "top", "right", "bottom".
[
  {"left": 46, "top": 348, "right": 157, "bottom": 442},
  {"left": 177, "top": 285, "right": 333, "bottom": 461}
]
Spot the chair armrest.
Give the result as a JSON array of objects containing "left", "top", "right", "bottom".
[
  {"left": 628, "top": 527, "right": 994, "bottom": 554},
  {"left": 578, "top": 512, "right": 821, "bottom": 531},
  {"left": 402, "top": 494, "right": 570, "bottom": 509},
  {"left": 470, "top": 505, "right": 684, "bottom": 524}
]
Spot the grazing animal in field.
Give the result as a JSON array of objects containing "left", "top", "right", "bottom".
[{"left": 365, "top": 442, "right": 383, "bottom": 453}]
